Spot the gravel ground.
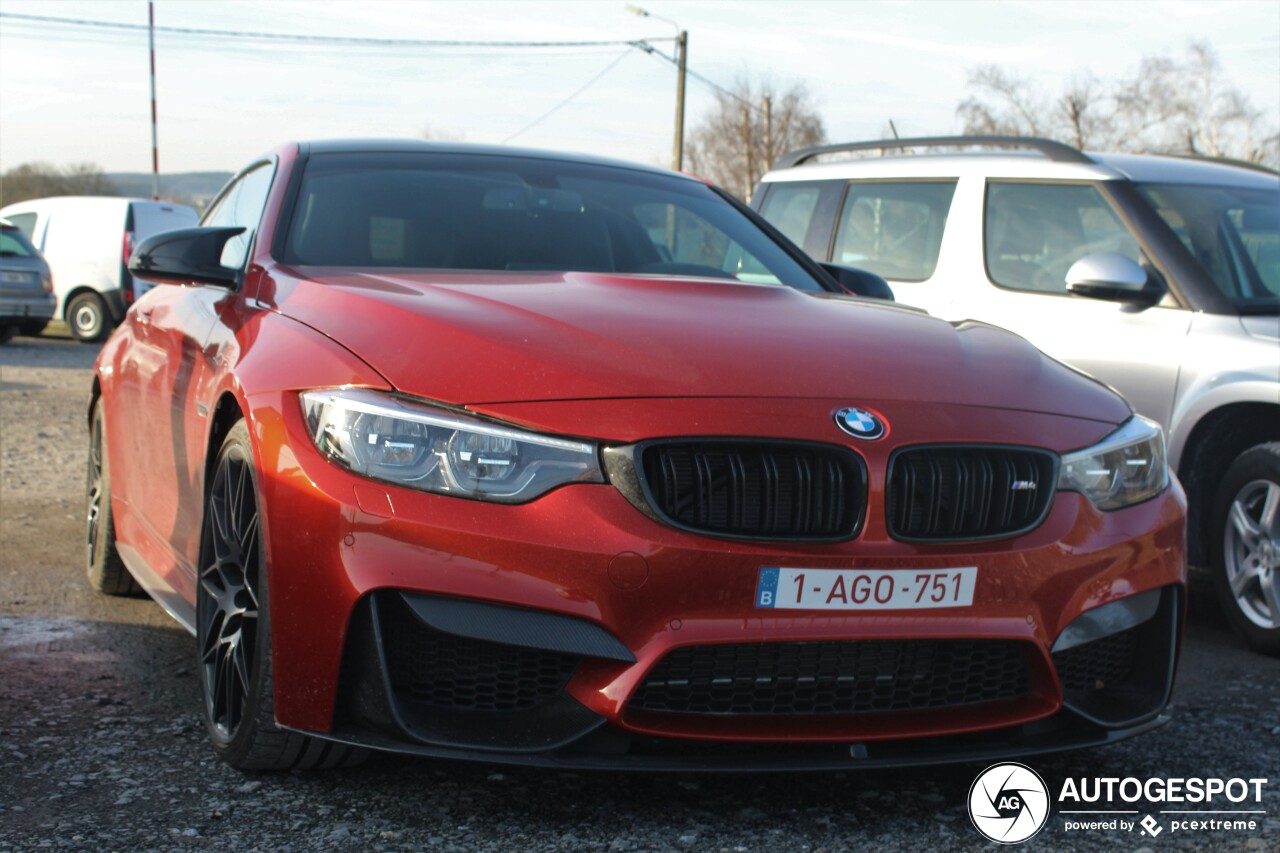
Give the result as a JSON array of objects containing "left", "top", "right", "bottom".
[{"left": 1, "top": 332, "right": 1278, "bottom": 853}]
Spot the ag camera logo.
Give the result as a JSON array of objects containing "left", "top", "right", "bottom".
[{"left": 969, "top": 762, "right": 1051, "bottom": 844}]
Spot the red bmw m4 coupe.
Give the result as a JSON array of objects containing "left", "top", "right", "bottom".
[{"left": 88, "top": 140, "right": 1185, "bottom": 771}]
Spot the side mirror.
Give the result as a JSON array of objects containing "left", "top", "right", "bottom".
[
  {"left": 1065, "top": 253, "right": 1159, "bottom": 305},
  {"left": 128, "top": 226, "right": 246, "bottom": 288},
  {"left": 819, "top": 263, "right": 895, "bottom": 301}
]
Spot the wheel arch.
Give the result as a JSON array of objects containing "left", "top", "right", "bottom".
[{"left": 1176, "top": 401, "right": 1280, "bottom": 565}]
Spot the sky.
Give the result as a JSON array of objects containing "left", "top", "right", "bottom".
[{"left": 1, "top": 0, "right": 1277, "bottom": 175}]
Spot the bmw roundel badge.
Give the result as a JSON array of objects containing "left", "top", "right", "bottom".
[{"left": 834, "top": 407, "right": 886, "bottom": 440}]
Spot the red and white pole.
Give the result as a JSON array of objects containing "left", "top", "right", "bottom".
[{"left": 148, "top": 1, "right": 159, "bottom": 200}]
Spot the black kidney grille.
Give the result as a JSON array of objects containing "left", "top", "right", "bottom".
[
  {"left": 640, "top": 442, "right": 865, "bottom": 540},
  {"left": 379, "top": 595, "right": 579, "bottom": 713},
  {"left": 1052, "top": 627, "right": 1140, "bottom": 694},
  {"left": 629, "top": 639, "right": 1030, "bottom": 716},
  {"left": 887, "top": 446, "right": 1056, "bottom": 541}
]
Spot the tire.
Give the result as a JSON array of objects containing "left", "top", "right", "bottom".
[
  {"left": 17, "top": 319, "right": 49, "bottom": 337},
  {"left": 66, "top": 291, "right": 109, "bottom": 342},
  {"left": 86, "top": 399, "right": 140, "bottom": 595},
  {"left": 1211, "top": 442, "right": 1280, "bottom": 656},
  {"left": 197, "top": 421, "right": 367, "bottom": 770},
  {"left": 0, "top": 325, "right": 16, "bottom": 344}
]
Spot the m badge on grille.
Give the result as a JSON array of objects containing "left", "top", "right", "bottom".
[{"left": 834, "top": 407, "right": 885, "bottom": 440}]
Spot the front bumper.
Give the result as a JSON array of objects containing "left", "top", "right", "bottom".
[{"left": 247, "top": 390, "right": 1187, "bottom": 768}]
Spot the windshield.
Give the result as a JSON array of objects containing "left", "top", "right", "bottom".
[
  {"left": 283, "top": 152, "right": 825, "bottom": 291},
  {"left": 1137, "top": 182, "right": 1280, "bottom": 313}
]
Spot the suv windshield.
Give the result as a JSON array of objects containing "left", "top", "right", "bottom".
[
  {"left": 1137, "top": 182, "right": 1280, "bottom": 313},
  {"left": 283, "top": 152, "right": 825, "bottom": 291}
]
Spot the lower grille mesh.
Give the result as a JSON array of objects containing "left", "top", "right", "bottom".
[
  {"left": 1052, "top": 627, "right": 1140, "bottom": 694},
  {"left": 630, "top": 639, "right": 1030, "bottom": 715},
  {"left": 379, "top": 595, "right": 579, "bottom": 712}
]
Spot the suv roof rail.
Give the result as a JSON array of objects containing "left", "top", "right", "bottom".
[{"left": 773, "top": 136, "right": 1095, "bottom": 170}]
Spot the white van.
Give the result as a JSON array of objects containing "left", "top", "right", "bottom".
[{"left": 0, "top": 196, "right": 200, "bottom": 341}]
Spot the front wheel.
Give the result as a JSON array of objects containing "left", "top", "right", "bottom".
[
  {"left": 66, "top": 292, "right": 109, "bottom": 342},
  {"left": 1211, "top": 442, "right": 1280, "bottom": 656},
  {"left": 198, "top": 421, "right": 366, "bottom": 770}
]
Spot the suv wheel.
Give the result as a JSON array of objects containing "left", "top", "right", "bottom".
[
  {"left": 67, "top": 292, "right": 109, "bottom": 342},
  {"left": 1212, "top": 442, "right": 1280, "bottom": 656}
]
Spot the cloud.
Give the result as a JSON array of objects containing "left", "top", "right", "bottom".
[{"left": 825, "top": 29, "right": 1042, "bottom": 63}]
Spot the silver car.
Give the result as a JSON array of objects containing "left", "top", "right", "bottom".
[
  {"left": 0, "top": 219, "right": 55, "bottom": 343},
  {"left": 754, "top": 136, "right": 1280, "bottom": 655}
]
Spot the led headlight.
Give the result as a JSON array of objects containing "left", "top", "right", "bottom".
[
  {"left": 1058, "top": 415, "right": 1168, "bottom": 510},
  {"left": 300, "top": 389, "right": 603, "bottom": 503}
]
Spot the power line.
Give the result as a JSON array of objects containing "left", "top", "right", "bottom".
[
  {"left": 0, "top": 11, "right": 673, "bottom": 49},
  {"left": 503, "top": 49, "right": 636, "bottom": 143}
]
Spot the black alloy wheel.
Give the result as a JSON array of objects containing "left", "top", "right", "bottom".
[
  {"left": 196, "top": 421, "right": 366, "bottom": 770},
  {"left": 86, "top": 399, "right": 139, "bottom": 595},
  {"left": 199, "top": 433, "right": 263, "bottom": 741}
]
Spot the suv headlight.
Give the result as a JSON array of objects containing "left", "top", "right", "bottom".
[
  {"left": 1058, "top": 415, "right": 1168, "bottom": 510},
  {"left": 300, "top": 389, "right": 603, "bottom": 503}
]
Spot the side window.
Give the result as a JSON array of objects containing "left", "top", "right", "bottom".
[
  {"left": 202, "top": 163, "right": 275, "bottom": 269},
  {"left": 3, "top": 212, "right": 37, "bottom": 239},
  {"left": 831, "top": 181, "right": 956, "bottom": 282},
  {"left": 757, "top": 184, "right": 821, "bottom": 247},
  {"left": 985, "top": 182, "right": 1140, "bottom": 293}
]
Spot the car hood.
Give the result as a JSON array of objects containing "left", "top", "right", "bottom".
[{"left": 268, "top": 268, "right": 1130, "bottom": 423}]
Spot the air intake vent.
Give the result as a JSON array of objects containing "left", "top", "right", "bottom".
[
  {"left": 887, "top": 445, "right": 1056, "bottom": 541},
  {"left": 634, "top": 441, "right": 866, "bottom": 541},
  {"left": 629, "top": 639, "right": 1030, "bottom": 716}
]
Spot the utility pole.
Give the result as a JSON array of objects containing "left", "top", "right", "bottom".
[
  {"left": 625, "top": 6, "right": 686, "bottom": 172},
  {"left": 148, "top": 1, "right": 159, "bottom": 200},
  {"left": 673, "top": 29, "right": 687, "bottom": 171},
  {"left": 763, "top": 95, "right": 772, "bottom": 172}
]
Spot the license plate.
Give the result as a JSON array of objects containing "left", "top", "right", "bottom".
[
  {"left": 0, "top": 271, "right": 34, "bottom": 284},
  {"left": 756, "top": 567, "right": 977, "bottom": 610}
]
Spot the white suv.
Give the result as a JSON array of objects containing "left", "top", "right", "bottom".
[{"left": 755, "top": 136, "right": 1280, "bottom": 654}]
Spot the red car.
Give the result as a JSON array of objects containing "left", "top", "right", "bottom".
[{"left": 89, "top": 141, "right": 1186, "bottom": 771}]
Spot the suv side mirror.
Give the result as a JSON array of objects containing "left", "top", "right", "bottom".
[
  {"left": 128, "top": 226, "right": 246, "bottom": 288},
  {"left": 1065, "top": 253, "right": 1159, "bottom": 305},
  {"left": 819, "top": 263, "right": 895, "bottom": 301}
]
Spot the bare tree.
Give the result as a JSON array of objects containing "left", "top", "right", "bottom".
[
  {"left": 957, "top": 42, "right": 1278, "bottom": 167},
  {"left": 686, "top": 78, "right": 826, "bottom": 200},
  {"left": 0, "top": 162, "right": 116, "bottom": 207}
]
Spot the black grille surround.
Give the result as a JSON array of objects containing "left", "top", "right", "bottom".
[
  {"left": 629, "top": 639, "right": 1031, "bottom": 716},
  {"left": 604, "top": 439, "right": 867, "bottom": 542},
  {"left": 886, "top": 444, "right": 1058, "bottom": 542}
]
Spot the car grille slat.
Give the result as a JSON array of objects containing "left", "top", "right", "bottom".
[
  {"left": 887, "top": 446, "right": 1056, "bottom": 541},
  {"left": 638, "top": 442, "right": 865, "bottom": 541},
  {"left": 630, "top": 640, "right": 1031, "bottom": 716}
]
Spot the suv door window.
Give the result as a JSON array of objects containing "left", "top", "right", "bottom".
[
  {"left": 831, "top": 181, "right": 956, "bottom": 282},
  {"left": 985, "top": 182, "right": 1141, "bottom": 293},
  {"left": 202, "top": 162, "right": 275, "bottom": 268},
  {"left": 757, "top": 184, "right": 822, "bottom": 247}
]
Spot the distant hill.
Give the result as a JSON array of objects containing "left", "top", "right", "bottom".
[{"left": 105, "top": 171, "right": 233, "bottom": 210}]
